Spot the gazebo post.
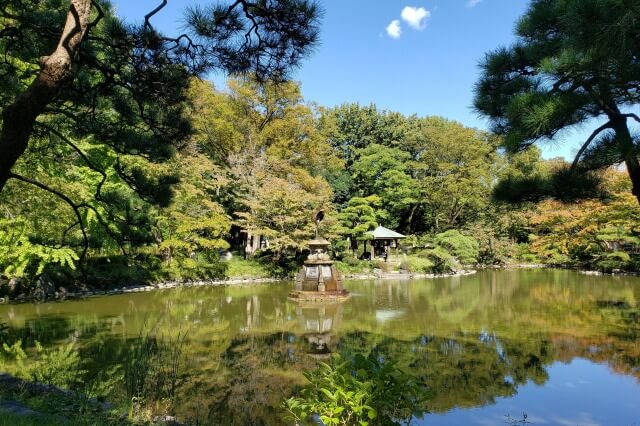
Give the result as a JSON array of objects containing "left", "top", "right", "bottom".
[{"left": 395, "top": 238, "right": 398, "bottom": 260}]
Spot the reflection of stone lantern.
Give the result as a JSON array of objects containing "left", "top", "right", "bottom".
[
  {"left": 295, "top": 303, "right": 343, "bottom": 358},
  {"left": 288, "top": 209, "right": 350, "bottom": 302}
]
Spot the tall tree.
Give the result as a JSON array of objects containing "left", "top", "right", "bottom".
[
  {"left": 412, "top": 118, "right": 500, "bottom": 231},
  {"left": 319, "top": 103, "right": 409, "bottom": 166},
  {"left": 351, "top": 143, "right": 417, "bottom": 230},
  {"left": 474, "top": 0, "right": 640, "bottom": 203},
  {"left": 0, "top": 0, "right": 321, "bottom": 258}
]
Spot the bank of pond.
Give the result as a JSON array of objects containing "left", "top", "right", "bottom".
[{"left": 1, "top": 269, "right": 639, "bottom": 425}]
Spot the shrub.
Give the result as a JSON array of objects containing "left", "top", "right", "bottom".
[
  {"left": 423, "top": 246, "right": 460, "bottom": 273},
  {"left": 335, "top": 258, "right": 370, "bottom": 274},
  {"left": 399, "top": 256, "right": 434, "bottom": 273},
  {"left": 224, "top": 256, "right": 270, "bottom": 278},
  {"left": 284, "top": 353, "right": 426, "bottom": 426},
  {"left": 0, "top": 339, "right": 86, "bottom": 390},
  {"left": 596, "top": 251, "right": 633, "bottom": 272},
  {"left": 433, "top": 230, "right": 479, "bottom": 264},
  {"left": 374, "top": 259, "right": 394, "bottom": 273}
]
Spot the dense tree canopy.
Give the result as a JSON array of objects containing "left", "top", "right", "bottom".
[
  {"left": 474, "top": 0, "right": 640, "bottom": 203},
  {"left": 0, "top": 0, "right": 321, "bottom": 258}
]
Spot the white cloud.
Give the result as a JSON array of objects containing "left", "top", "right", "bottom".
[
  {"left": 467, "top": 0, "right": 483, "bottom": 7},
  {"left": 400, "top": 6, "right": 431, "bottom": 30},
  {"left": 386, "top": 19, "right": 402, "bottom": 39}
]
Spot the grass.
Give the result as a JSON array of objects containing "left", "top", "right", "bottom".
[
  {"left": 335, "top": 259, "right": 372, "bottom": 274},
  {"left": 0, "top": 412, "right": 68, "bottom": 426},
  {"left": 224, "top": 257, "right": 270, "bottom": 278},
  {"left": 0, "top": 388, "right": 127, "bottom": 425}
]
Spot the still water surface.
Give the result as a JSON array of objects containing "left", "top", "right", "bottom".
[{"left": 1, "top": 269, "right": 640, "bottom": 425}]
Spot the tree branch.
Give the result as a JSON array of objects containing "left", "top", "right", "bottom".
[
  {"left": 571, "top": 121, "right": 612, "bottom": 171},
  {"left": 144, "top": 0, "right": 168, "bottom": 32},
  {"left": 86, "top": 0, "right": 105, "bottom": 34},
  {"left": 7, "top": 172, "right": 89, "bottom": 263},
  {"left": 37, "top": 122, "right": 108, "bottom": 200}
]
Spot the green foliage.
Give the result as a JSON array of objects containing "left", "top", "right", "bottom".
[
  {"left": 399, "top": 256, "right": 434, "bottom": 273},
  {"left": 335, "top": 258, "right": 371, "bottom": 274},
  {"left": 0, "top": 0, "right": 322, "bottom": 293},
  {"left": 224, "top": 257, "right": 270, "bottom": 278},
  {"left": 596, "top": 252, "right": 632, "bottom": 273},
  {"left": 124, "top": 329, "right": 186, "bottom": 417},
  {"left": 284, "top": 353, "right": 426, "bottom": 426},
  {"left": 412, "top": 118, "right": 500, "bottom": 232},
  {"left": 335, "top": 196, "right": 384, "bottom": 255},
  {"left": 474, "top": 0, "right": 640, "bottom": 201},
  {"left": 421, "top": 246, "right": 459, "bottom": 274},
  {"left": 351, "top": 144, "right": 417, "bottom": 229},
  {"left": 0, "top": 218, "right": 77, "bottom": 279},
  {"left": 1, "top": 340, "right": 86, "bottom": 390},
  {"left": 0, "top": 377, "right": 129, "bottom": 426},
  {"left": 525, "top": 192, "right": 640, "bottom": 270},
  {"left": 373, "top": 259, "right": 395, "bottom": 273},
  {"left": 433, "top": 230, "right": 479, "bottom": 265}
]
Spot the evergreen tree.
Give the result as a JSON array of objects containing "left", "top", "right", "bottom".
[{"left": 474, "top": 0, "right": 640, "bottom": 203}]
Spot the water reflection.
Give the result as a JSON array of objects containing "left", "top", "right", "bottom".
[
  {"left": 296, "top": 303, "right": 342, "bottom": 358},
  {"left": 1, "top": 270, "right": 639, "bottom": 424}
]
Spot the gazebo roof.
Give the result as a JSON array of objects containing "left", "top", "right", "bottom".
[{"left": 365, "top": 226, "right": 406, "bottom": 240}]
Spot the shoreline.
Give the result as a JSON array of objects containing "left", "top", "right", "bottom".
[
  {"left": 0, "top": 269, "right": 479, "bottom": 304},
  {"left": 2, "top": 265, "right": 639, "bottom": 305}
]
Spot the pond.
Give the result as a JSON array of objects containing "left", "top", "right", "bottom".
[{"left": 1, "top": 269, "right": 640, "bottom": 425}]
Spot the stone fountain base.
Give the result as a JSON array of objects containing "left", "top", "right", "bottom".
[{"left": 288, "top": 289, "right": 351, "bottom": 302}]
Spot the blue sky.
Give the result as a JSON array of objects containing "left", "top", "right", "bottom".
[{"left": 112, "top": 0, "right": 586, "bottom": 160}]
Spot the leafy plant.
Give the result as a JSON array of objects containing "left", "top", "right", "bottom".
[
  {"left": 419, "top": 246, "right": 459, "bottom": 274},
  {"left": 433, "top": 230, "right": 479, "bottom": 265},
  {"left": 399, "top": 256, "right": 434, "bottom": 273},
  {"left": 284, "top": 353, "right": 427, "bottom": 426},
  {"left": 0, "top": 339, "right": 86, "bottom": 390},
  {"left": 0, "top": 218, "right": 77, "bottom": 279}
]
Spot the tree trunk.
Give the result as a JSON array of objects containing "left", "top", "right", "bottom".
[
  {"left": 0, "top": 0, "right": 93, "bottom": 191},
  {"left": 350, "top": 236, "right": 358, "bottom": 257},
  {"left": 611, "top": 114, "right": 640, "bottom": 204}
]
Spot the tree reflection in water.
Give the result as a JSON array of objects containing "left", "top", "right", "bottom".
[{"left": 0, "top": 270, "right": 639, "bottom": 424}]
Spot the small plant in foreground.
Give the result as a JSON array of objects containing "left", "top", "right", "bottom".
[{"left": 284, "top": 353, "right": 427, "bottom": 426}]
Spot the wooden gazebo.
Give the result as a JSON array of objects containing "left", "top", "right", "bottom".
[{"left": 363, "top": 226, "right": 406, "bottom": 262}]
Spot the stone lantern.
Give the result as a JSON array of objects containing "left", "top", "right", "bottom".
[{"left": 288, "top": 211, "right": 349, "bottom": 301}]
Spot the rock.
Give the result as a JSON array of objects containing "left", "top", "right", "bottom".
[
  {"left": 31, "top": 275, "right": 56, "bottom": 300},
  {"left": 0, "top": 400, "right": 43, "bottom": 417},
  {"left": 152, "top": 415, "right": 182, "bottom": 425},
  {"left": 7, "top": 277, "right": 24, "bottom": 296}
]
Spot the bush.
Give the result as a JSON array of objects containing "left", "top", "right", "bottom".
[
  {"left": 335, "top": 258, "right": 370, "bottom": 274},
  {"left": 284, "top": 353, "right": 426, "bottom": 426},
  {"left": 0, "top": 340, "right": 86, "bottom": 390},
  {"left": 399, "top": 256, "right": 434, "bottom": 273},
  {"left": 224, "top": 256, "right": 270, "bottom": 278},
  {"left": 418, "top": 246, "right": 460, "bottom": 273},
  {"left": 433, "top": 230, "right": 479, "bottom": 264},
  {"left": 596, "top": 251, "right": 633, "bottom": 272},
  {"left": 374, "top": 259, "right": 394, "bottom": 273}
]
